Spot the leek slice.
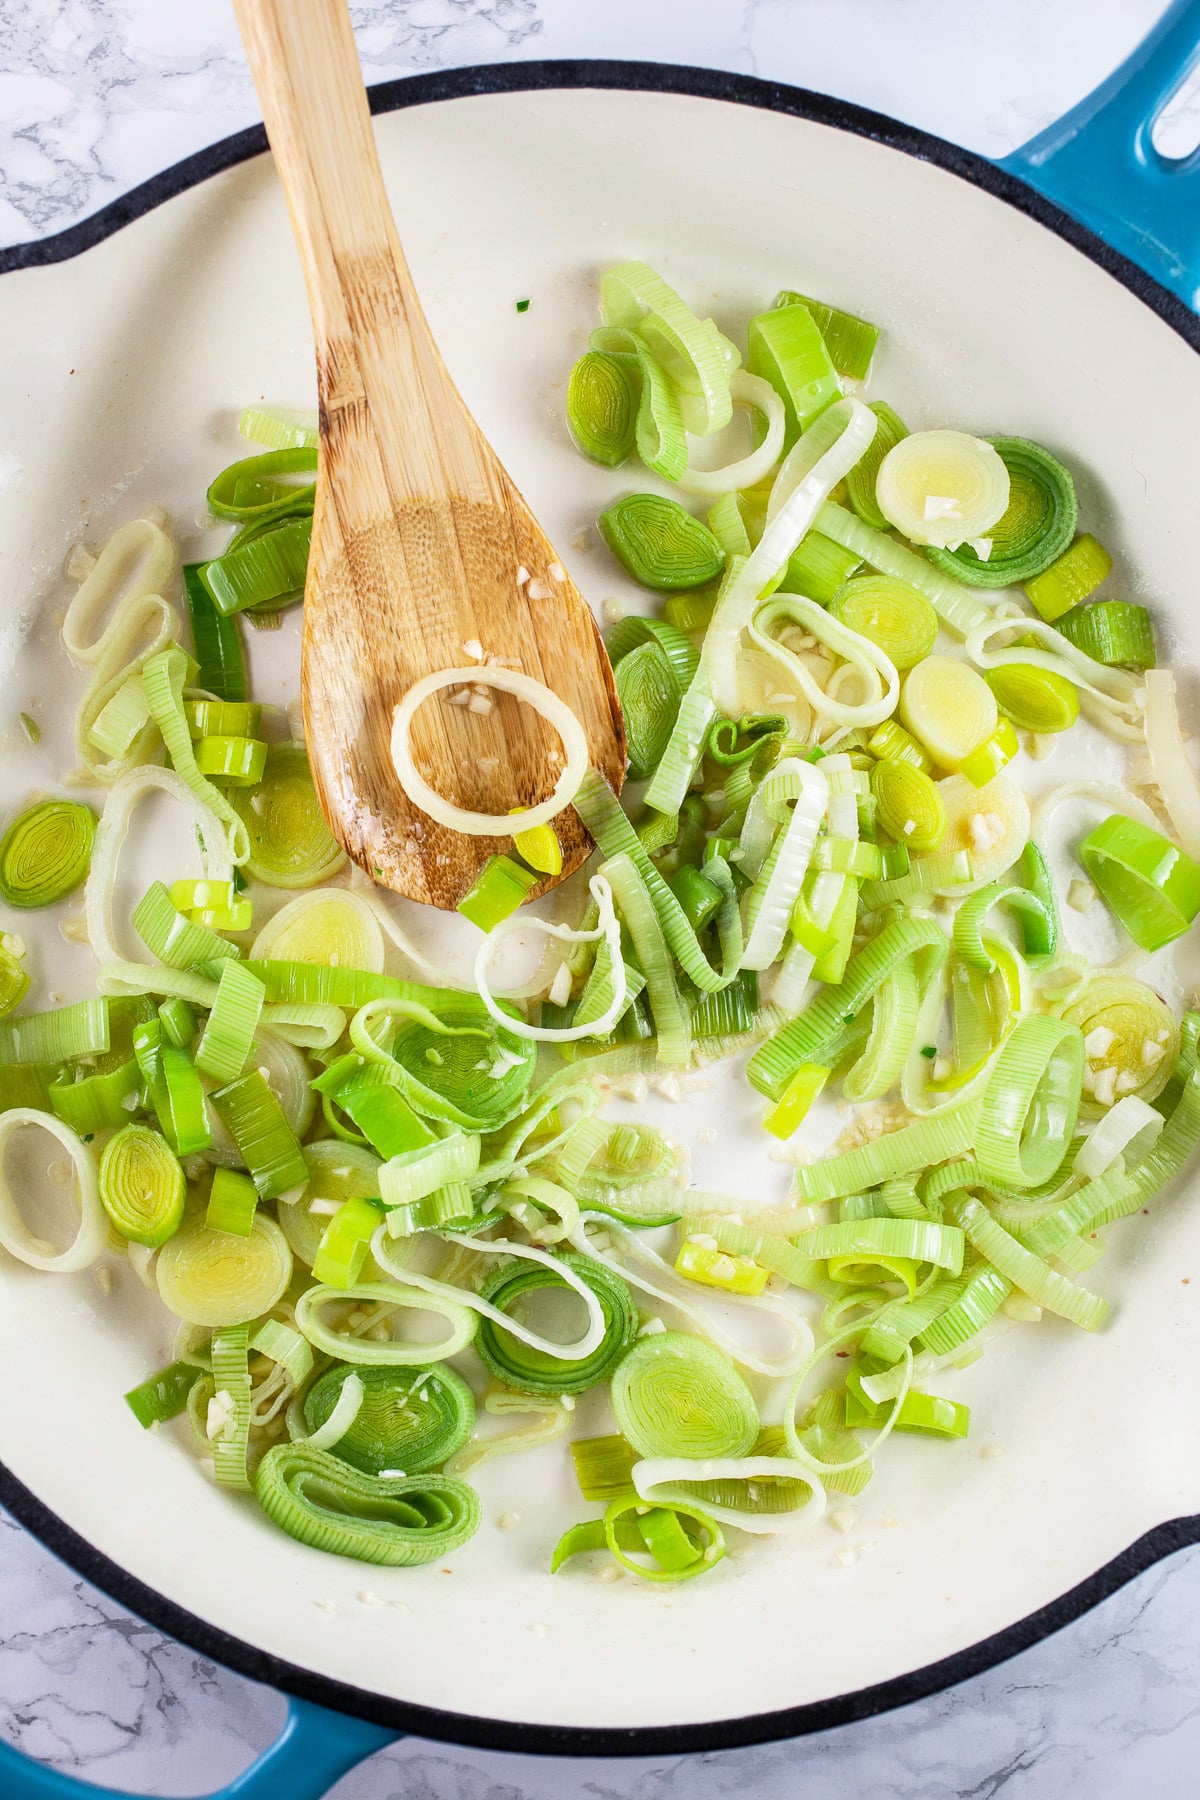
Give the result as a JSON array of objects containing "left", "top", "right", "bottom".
[
  {"left": 155, "top": 1213, "right": 292, "bottom": 1326},
  {"left": 196, "top": 961, "right": 266, "bottom": 1083},
  {"left": 200, "top": 514, "right": 311, "bottom": 617},
  {"left": 0, "top": 998, "right": 108, "bottom": 1067},
  {"left": 133, "top": 882, "right": 243, "bottom": 970},
  {"left": 965, "top": 615, "right": 1143, "bottom": 742},
  {"left": 279, "top": 1139, "right": 383, "bottom": 1269},
  {"left": 473, "top": 1251, "right": 637, "bottom": 1395},
  {"left": 830, "top": 575, "right": 937, "bottom": 671},
  {"left": 633, "top": 1455, "right": 822, "bottom": 1535},
  {"left": 845, "top": 402, "right": 908, "bottom": 529},
  {"left": 0, "top": 1108, "right": 108, "bottom": 1272},
  {"left": 749, "top": 913, "right": 947, "bottom": 1099},
  {"left": 142, "top": 647, "right": 251, "bottom": 866},
  {"left": 0, "top": 800, "right": 95, "bottom": 908},
  {"left": 303, "top": 1363, "right": 475, "bottom": 1475},
  {"left": 566, "top": 349, "right": 639, "bottom": 466},
  {"left": 871, "top": 760, "right": 945, "bottom": 853},
  {"left": 899, "top": 656, "right": 998, "bottom": 770},
  {"left": 1057, "top": 602, "right": 1155, "bottom": 669},
  {"left": 875, "top": 430, "right": 1009, "bottom": 550},
  {"left": 0, "top": 932, "right": 30, "bottom": 1020},
  {"left": 255, "top": 1444, "right": 481, "bottom": 1566},
  {"left": 474, "top": 874, "right": 626, "bottom": 1045},
  {"left": 611, "top": 1331, "right": 759, "bottom": 1459},
  {"left": 210, "top": 1070, "right": 307, "bottom": 1198},
  {"left": 1078, "top": 816, "right": 1200, "bottom": 952},
  {"left": 209, "top": 1324, "right": 253, "bottom": 1489},
  {"left": 677, "top": 371, "right": 786, "bottom": 498},
  {"left": 927, "top": 438, "right": 1077, "bottom": 586},
  {"left": 984, "top": 663, "right": 1079, "bottom": 734},
  {"left": 98, "top": 1124, "right": 185, "bottom": 1246},
  {"left": 738, "top": 758, "right": 830, "bottom": 970},
  {"left": 598, "top": 494, "right": 725, "bottom": 590},
  {"left": 976, "top": 1016, "right": 1084, "bottom": 1189},
  {"left": 793, "top": 1096, "right": 980, "bottom": 1204},
  {"left": 351, "top": 993, "right": 534, "bottom": 1129},
  {"left": 294, "top": 1280, "right": 478, "bottom": 1366},
  {"left": 1060, "top": 975, "right": 1178, "bottom": 1114},
  {"left": 747, "top": 301, "right": 840, "bottom": 441},
  {"left": 747, "top": 590, "right": 900, "bottom": 730},
  {"left": 934, "top": 773, "right": 1031, "bottom": 892},
  {"left": 207, "top": 447, "right": 316, "bottom": 524},
  {"left": 600, "top": 260, "right": 737, "bottom": 437},
  {"left": 1025, "top": 532, "right": 1113, "bottom": 621},
  {"left": 183, "top": 564, "right": 247, "bottom": 706},
  {"left": 816, "top": 501, "right": 991, "bottom": 638},
  {"left": 775, "top": 290, "right": 880, "bottom": 380},
  {"left": 949, "top": 1193, "right": 1107, "bottom": 1330},
  {"left": 227, "top": 743, "right": 345, "bottom": 889},
  {"left": 702, "top": 398, "right": 878, "bottom": 721}
]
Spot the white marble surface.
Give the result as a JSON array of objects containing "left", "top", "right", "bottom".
[{"left": 4, "top": 1, "right": 1200, "bottom": 1795}]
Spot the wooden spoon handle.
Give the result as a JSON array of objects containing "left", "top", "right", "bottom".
[{"left": 231, "top": 0, "right": 492, "bottom": 513}]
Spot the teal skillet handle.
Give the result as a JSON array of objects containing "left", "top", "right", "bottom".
[
  {"left": 0, "top": 1696, "right": 396, "bottom": 1800},
  {"left": 1000, "top": 0, "right": 1200, "bottom": 312}
]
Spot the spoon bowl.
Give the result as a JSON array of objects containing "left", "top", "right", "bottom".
[{"left": 232, "top": 0, "right": 625, "bottom": 908}]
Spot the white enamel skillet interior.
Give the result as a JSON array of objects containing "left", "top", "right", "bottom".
[{"left": 2, "top": 61, "right": 1200, "bottom": 1759}]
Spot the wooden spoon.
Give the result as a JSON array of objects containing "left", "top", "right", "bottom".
[{"left": 231, "top": 0, "right": 625, "bottom": 908}]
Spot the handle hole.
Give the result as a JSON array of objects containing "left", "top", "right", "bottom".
[{"left": 1151, "top": 63, "right": 1200, "bottom": 160}]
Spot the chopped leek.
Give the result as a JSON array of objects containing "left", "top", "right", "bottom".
[
  {"left": 599, "top": 494, "right": 725, "bottom": 590},
  {"left": 1079, "top": 815, "right": 1200, "bottom": 951},
  {"left": 1024, "top": 532, "right": 1113, "bottom": 621},
  {"left": 0, "top": 800, "right": 95, "bottom": 908}
]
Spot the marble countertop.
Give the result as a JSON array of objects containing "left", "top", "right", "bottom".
[{"left": 4, "top": 1, "right": 1200, "bottom": 1796}]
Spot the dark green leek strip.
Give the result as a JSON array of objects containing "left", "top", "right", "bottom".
[
  {"left": 183, "top": 563, "right": 247, "bottom": 703},
  {"left": 211, "top": 1070, "right": 308, "bottom": 1199},
  {"left": 125, "top": 1360, "right": 202, "bottom": 1429},
  {"left": 748, "top": 914, "right": 948, "bottom": 1099},
  {"left": 254, "top": 1443, "right": 481, "bottom": 1566},
  {"left": 0, "top": 998, "right": 109, "bottom": 1067},
  {"left": 304, "top": 1363, "right": 475, "bottom": 1476},
  {"left": 207, "top": 447, "right": 316, "bottom": 523},
  {"left": 201, "top": 514, "right": 312, "bottom": 617},
  {"left": 475, "top": 1252, "right": 637, "bottom": 1395},
  {"left": 575, "top": 770, "right": 740, "bottom": 994},
  {"left": 0, "top": 800, "right": 96, "bottom": 909}
]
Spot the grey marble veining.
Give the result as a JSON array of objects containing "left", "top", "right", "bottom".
[{"left": 4, "top": 1, "right": 1200, "bottom": 1796}]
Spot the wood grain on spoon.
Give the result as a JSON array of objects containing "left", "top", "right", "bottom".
[{"left": 231, "top": 0, "right": 624, "bottom": 908}]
